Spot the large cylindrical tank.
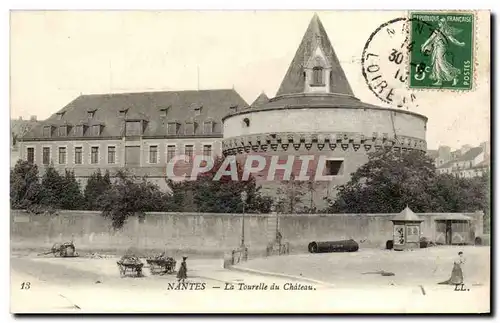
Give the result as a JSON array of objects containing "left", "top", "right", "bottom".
[{"left": 308, "top": 239, "right": 359, "bottom": 253}]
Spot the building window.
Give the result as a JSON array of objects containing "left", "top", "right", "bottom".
[
  {"left": 58, "top": 126, "right": 68, "bottom": 137},
  {"left": 91, "top": 146, "right": 99, "bottom": 164},
  {"left": 149, "top": 145, "right": 158, "bottom": 164},
  {"left": 167, "top": 145, "right": 176, "bottom": 161},
  {"left": 243, "top": 118, "right": 250, "bottom": 127},
  {"left": 42, "top": 147, "right": 50, "bottom": 165},
  {"left": 160, "top": 107, "right": 169, "bottom": 117},
  {"left": 87, "top": 110, "right": 96, "bottom": 119},
  {"left": 184, "top": 145, "right": 194, "bottom": 159},
  {"left": 108, "top": 146, "right": 116, "bottom": 164},
  {"left": 58, "top": 147, "right": 67, "bottom": 164},
  {"left": 312, "top": 67, "right": 324, "bottom": 85},
  {"left": 43, "top": 126, "right": 52, "bottom": 137},
  {"left": 119, "top": 109, "right": 128, "bottom": 118},
  {"left": 74, "top": 125, "right": 85, "bottom": 136},
  {"left": 167, "top": 122, "right": 179, "bottom": 135},
  {"left": 27, "top": 147, "right": 34, "bottom": 164},
  {"left": 125, "top": 121, "right": 142, "bottom": 136},
  {"left": 203, "top": 144, "right": 212, "bottom": 157},
  {"left": 185, "top": 122, "right": 196, "bottom": 135},
  {"left": 204, "top": 121, "right": 214, "bottom": 134},
  {"left": 91, "top": 125, "right": 101, "bottom": 136},
  {"left": 324, "top": 160, "right": 343, "bottom": 176},
  {"left": 75, "top": 147, "right": 83, "bottom": 164}
]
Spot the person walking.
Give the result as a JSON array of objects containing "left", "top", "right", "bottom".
[
  {"left": 177, "top": 256, "right": 188, "bottom": 282},
  {"left": 438, "top": 251, "right": 466, "bottom": 285}
]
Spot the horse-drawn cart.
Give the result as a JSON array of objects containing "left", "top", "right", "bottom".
[
  {"left": 38, "top": 242, "right": 79, "bottom": 258},
  {"left": 117, "top": 255, "right": 144, "bottom": 277},
  {"left": 146, "top": 253, "right": 176, "bottom": 275}
]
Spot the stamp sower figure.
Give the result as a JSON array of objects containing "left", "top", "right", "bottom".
[
  {"left": 439, "top": 251, "right": 466, "bottom": 285},
  {"left": 177, "top": 256, "right": 188, "bottom": 282},
  {"left": 421, "top": 18, "right": 465, "bottom": 86}
]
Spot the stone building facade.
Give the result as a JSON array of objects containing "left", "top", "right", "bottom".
[
  {"left": 17, "top": 89, "right": 248, "bottom": 189},
  {"left": 221, "top": 14, "right": 428, "bottom": 206},
  {"left": 435, "top": 142, "right": 490, "bottom": 178}
]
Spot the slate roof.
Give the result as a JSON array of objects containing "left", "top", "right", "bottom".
[
  {"left": 21, "top": 89, "right": 248, "bottom": 140},
  {"left": 276, "top": 13, "right": 354, "bottom": 97},
  {"left": 456, "top": 147, "right": 483, "bottom": 161},
  {"left": 250, "top": 92, "right": 269, "bottom": 108}
]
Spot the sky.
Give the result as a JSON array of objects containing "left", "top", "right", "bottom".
[{"left": 10, "top": 10, "right": 490, "bottom": 150}]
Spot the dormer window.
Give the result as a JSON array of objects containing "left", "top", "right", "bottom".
[
  {"left": 57, "top": 111, "right": 65, "bottom": 120},
  {"left": 74, "top": 124, "right": 87, "bottom": 136},
  {"left": 312, "top": 66, "right": 324, "bottom": 85},
  {"left": 91, "top": 124, "right": 101, "bottom": 136},
  {"left": 58, "top": 125, "right": 69, "bottom": 137},
  {"left": 230, "top": 105, "right": 238, "bottom": 113},
  {"left": 185, "top": 121, "right": 197, "bottom": 135},
  {"left": 194, "top": 105, "right": 202, "bottom": 116},
  {"left": 203, "top": 121, "right": 214, "bottom": 134},
  {"left": 160, "top": 107, "right": 170, "bottom": 117},
  {"left": 125, "top": 121, "right": 142, "bottom": 136},
  {"left": 43, "top": 126, "right": 53, "bottom": 138},
  {"left": 167, "top": 122, "right": 179, "bottom": 135},
  {"left": 119, "top": 109, "right": 128, "bottom": 118},
  {"left": 87, "top": 110, "right": 96, "bottom": 119}
]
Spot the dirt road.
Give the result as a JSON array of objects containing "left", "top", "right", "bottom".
[{"left": 11, "top": 248, "right": 490, "bottom": 313}]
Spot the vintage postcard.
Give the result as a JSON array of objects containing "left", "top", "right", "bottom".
[{"left": 10, "top": 10, "right": 491, "bottom": 314}]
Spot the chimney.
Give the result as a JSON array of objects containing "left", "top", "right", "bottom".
[
  {"left": 18, "top": 116, "right": 23, "bottom": 121},
  {"left": 30, "top": 115, "right": 37, "bottom": 121}
]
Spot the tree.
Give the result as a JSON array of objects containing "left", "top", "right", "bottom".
[
  {"left": 38, "top": 164, "right": 85, "bottom": 210},
  {"left": 328, "top": 148, "right": 490, "bottom": 214},
  {"left": 99, "top": 170, "right": 171, "bottom": 229},
  {"left": 168, "top": 156, "right": 273, "bottom": 213},
  {"left": 59, "top": 170, "right": 84, "bottom": 210},
  {"left": 10, "top": 159, "right": 43, "bottom": 209},
  {"left": 40, "top": 163, "right": 65, "bottom": 208},
  {"left": 275, "top": 173, "right": 307, "bottom": 214},
  {"left": 84, "top": 169, "right": 111, "bottom": 210}
]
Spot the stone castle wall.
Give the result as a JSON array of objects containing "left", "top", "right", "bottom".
[{"left": 11, "top": 210, "right": 483, "bottom": 256}]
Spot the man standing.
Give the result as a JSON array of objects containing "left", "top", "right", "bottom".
[{"left": 177, "top": 256, "right": 188, "bottom": 283}]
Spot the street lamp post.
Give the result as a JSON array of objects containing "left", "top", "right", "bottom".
[
  {"left": 240, "top": 191, "right": 248, "bottom": 261},
  {"left": 240, "top": 191, "right": 247, "bottom": 248}
]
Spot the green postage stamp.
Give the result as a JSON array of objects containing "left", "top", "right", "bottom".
[{"left": 409, "top": 11, "right": 475, "bottom": 90}]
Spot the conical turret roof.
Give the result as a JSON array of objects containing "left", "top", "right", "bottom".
[
  {"left": 250, "top": 92, "right": 269, "bottom": 108},
  {"left": 276, "top": 13, "right": 354, "bottom": 97},
  {"left": 391, "top": 206, "right": 423, "bottom": 222}
]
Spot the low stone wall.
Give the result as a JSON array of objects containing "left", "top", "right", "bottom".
[{"left": 10, "top": 210, "right": 484, "bottom": 256}]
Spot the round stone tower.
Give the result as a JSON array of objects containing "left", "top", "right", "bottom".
[{"left": 221, "top": 14, "right": 428, "bottom": 206}]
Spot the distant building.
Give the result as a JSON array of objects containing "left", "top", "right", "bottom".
[
  {"left": 433, "top": 141, "right": 490, "bottom": 178},
  {"left": 17, "top": 90, "right": 248, "bottom": 189},
  {"left": 11, "top": 116, "right": 39, "bottom": 168}
]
